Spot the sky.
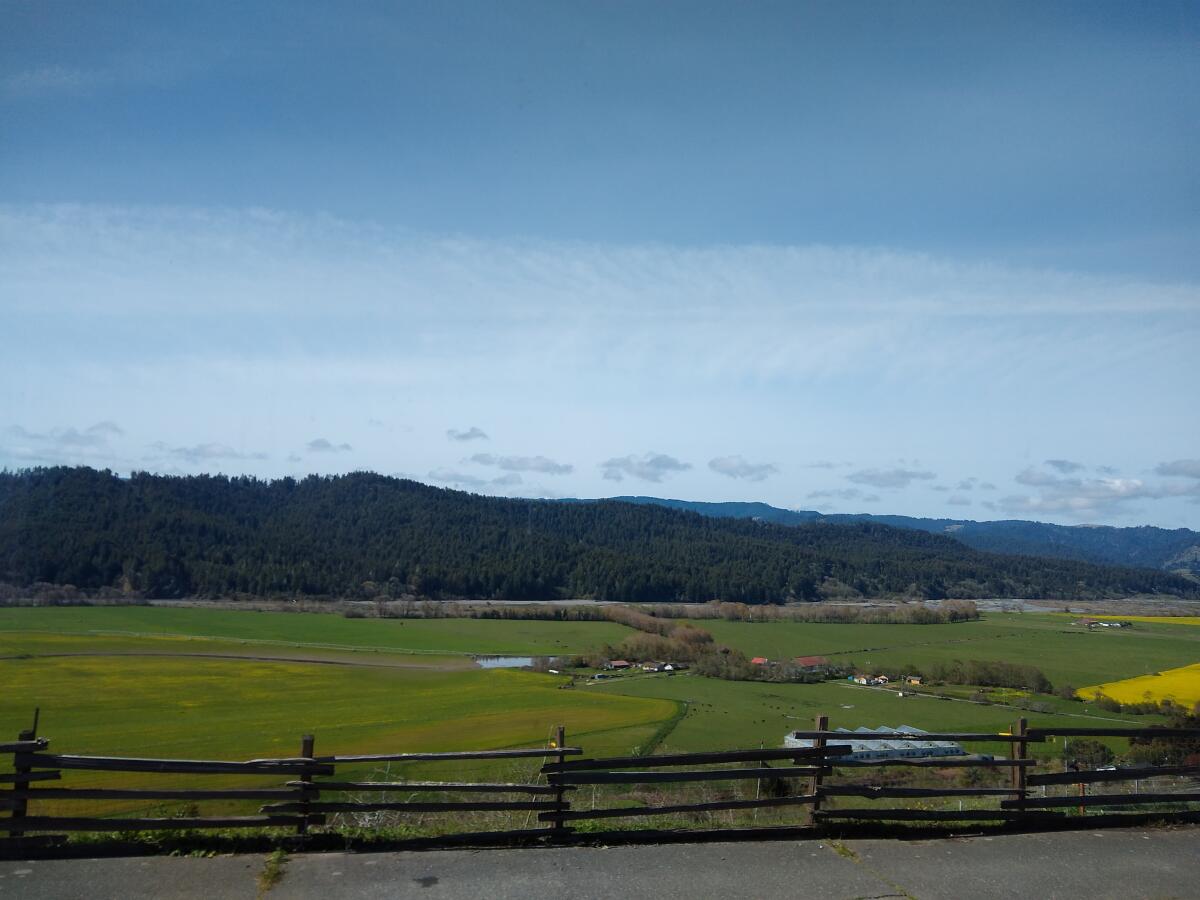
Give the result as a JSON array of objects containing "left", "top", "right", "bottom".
[{"left": 2, "top": 1, "right": 1198, "bottom": 528}]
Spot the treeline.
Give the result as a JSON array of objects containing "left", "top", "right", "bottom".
[
  {"left": 924, "top": 659, "right": 1054, "bottom": 694},
  {"left": 2, "top": 467, "right": 1196, "bottom": 603},
  {"left": 644, "top": 600, "right": 982, "bottom": 624}
]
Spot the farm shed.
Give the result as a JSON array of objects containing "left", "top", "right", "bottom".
[{"left": 784, "top": 725, "right": 965, "bottom": 761}]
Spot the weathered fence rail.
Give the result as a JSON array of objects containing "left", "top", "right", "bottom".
[{"left": 4, "top": 714, "right": 1199, "bottom": 849}]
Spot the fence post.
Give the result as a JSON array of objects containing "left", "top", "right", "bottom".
[
  {"left": 807, "top": 714, "right": 829, "bottom": 826},
  {"left": 1011, "top": 717, "right": 1028, "bottom": 821},
  {"left": 7, "top": 710, "right": 38, "bottom": 839},
  {"left": 552, "top": 724, "right": 567, "bottom": 835},
  {"left": 296, "top": 734, "right": 315, "bottom": 837}
]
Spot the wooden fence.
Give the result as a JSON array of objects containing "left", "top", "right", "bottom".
[{"left": 4, "top": 714, "right": 1199, "bottom": 849}]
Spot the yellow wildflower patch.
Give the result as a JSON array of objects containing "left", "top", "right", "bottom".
[{"left": 1078, "top": 662, "right": 1200, "bottom": 707}]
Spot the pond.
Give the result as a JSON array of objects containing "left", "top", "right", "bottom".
[{"left": 475, "top": 655, "right": 534, "bottom": 669}]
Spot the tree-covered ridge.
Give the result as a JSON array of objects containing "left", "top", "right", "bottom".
[
  {"left": 1, "top": 467, "right": 1196, "bottom": 602},
  {"left": 599, "top": 496, "right": 1200, "bottom": 577}
]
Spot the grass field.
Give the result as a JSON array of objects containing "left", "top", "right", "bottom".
[
  {"left": 701, "top": 613, "right": 1200, "bottom": 688},
  {"left": 3, "top": 605, "right": 1197, "bottom": 823},
  {"left": 590, "top": 671, "right": 1161, "bottom": 762},
  {"left": 1078, "top": 662, "right": 1200, "bottom": 707},
  {"left": 0, "top": 650, "right": 675, "bottom": 815},
  {"left": 0, "top": 606, "right": 632, "bottom": 657},
  {"left": 1050, "top": 614, "right": 1200, "bottom": 626}
]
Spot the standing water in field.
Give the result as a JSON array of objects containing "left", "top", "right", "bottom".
[{"left": 475, "top": 656, "right": 534, "bottom": 669}]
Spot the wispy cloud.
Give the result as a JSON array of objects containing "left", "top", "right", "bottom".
[
  {"left": 147, "top": 441, "right": 267, "bottom": 463},
  {"left": 307, "top": 438, "right": 353, "bottom": 453},
  {"left": 708, "top": 455, "right": 778, "bottom": 482},
  {"left": 806, "top": 487, "right": 881, "bottom": 505},
  {"left": 469, "top": 453, "right": 573, "bottom": 475},
  {"left": 429, "top": 468, "right": 522, "bottom": 490},
  {"left": 1002, "top": 463, "right": 1200, "bottom": 518},
  {"left": 1045, "top": 458, "right": 1085, "bottom": 474},
  {"left": 947, "top": 495, "right": 971, "bottom": 506},
  {"left": 447, "top": 427, "right": 488, "bottom": 442},
  {"left": 0, "top": 422, "right": 129, "bottom": 466},
  {"left": 5, "top": 422, "right": 124, "bottom": 450},
  {"left": 600, "top": 453, "right": 691, "bottom": 483},
  {"left": 2, "top": 204, "right": 1197, "bottom": 526},
  {"left": 846, "top": 468, "right": 937, "bottom": 489},
  {"left": 808, "top": 488, "right": 864, "bottom": 501},
  {"left": 1156, "top": 459, "right": 1200, "bottom": 479},
  {"left": 2, "top": 65, "right": 92, "bottom": 100}
]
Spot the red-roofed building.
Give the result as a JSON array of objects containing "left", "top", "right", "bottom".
[
  {"left": 751, "top": 656, "right": 769, "bottom": 666},
  {"left": 794, "top": 655, "right": 829, "bottom": 669}
]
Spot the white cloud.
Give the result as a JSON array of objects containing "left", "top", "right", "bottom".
[
  {"left": 600, "top": 453, "right": 691, "bottom": 483},
  {"left": 147, "top": 441, "right": 268, "bottom": 463},
  {"left": 5, "top": 422, "right": 123, "bottom": 450},
  {"left": 846, "top": 468, "right": 937, "bottom": 489},
  {"left": 0, "top": 421, "right": 129, "bottom": 466},
  {"left": 807, "top": 488, "right": 864, "bottom": 501},
  {"left": 428, "top": 468, "right": 522, "bottom": 490},
  {"left": 2, "top": 205, "right": 1197, "bottom": 526},
  {"left": 469, "top": 453, "right": 573, "bottom": 475},
  {"left": 1002, "top": 463, "right": 1200, "bottom": 518},
  {"left": 708, "top": 455, "right": 778, "bottom": 481}
]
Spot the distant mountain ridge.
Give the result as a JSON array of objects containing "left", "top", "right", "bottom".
[
  {"left": 601, "top": 496, "right": 1200, "bottom": 579},
  {"left": 3, "top": 467, "right": 1198, "bottom": 602}
]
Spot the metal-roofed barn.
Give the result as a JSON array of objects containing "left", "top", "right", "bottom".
[{"left": 783, "top": 725, "right": 965, "bottom": 760}]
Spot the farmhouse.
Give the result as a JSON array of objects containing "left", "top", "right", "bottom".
[
  {"left": 851, "top": 674, "right": 889, "bottom": 685},
  {"left": 785, "top": 725, "right": 966, "bottom": 761},
  {"left": 794, "top": 655, "right": 828, "bottom": 669},
  {"left": 751, "top": 657, "right": 769, "bottom": 666},
  {"left": 608, "top": 659, "right": 631, "bottom": 670}
]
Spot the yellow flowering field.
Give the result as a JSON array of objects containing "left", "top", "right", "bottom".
[{"left": 1078, "top": 662, "right": 1200, "bottom": 707}]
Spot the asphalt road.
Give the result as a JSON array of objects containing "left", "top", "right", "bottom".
[{"left": 3, "top": 827, "right": 1198, "bottom": 899}]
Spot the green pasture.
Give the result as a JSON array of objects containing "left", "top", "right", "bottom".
[
  {"left": 0, "top": 650, "right": 675, "bottom": 816},
  {"left": 0, "top": 606, "right": 632, "bottom": 657},
  {"left": 702, "top": 613, "right": 1200, "bottom": 688},
  {"left": 0, "top": 631, "right": 472, "bottom": 670},
  {"left": 591, "top": 672, "right": 1163, "bottom": 762}
]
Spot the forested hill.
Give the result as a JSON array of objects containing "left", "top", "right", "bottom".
[
  {"left": 606, "top": 497, "right": 1200, "bottom": 579},
  {"left": 1, "top": 467, "right": 1197, "bottom": 603}
]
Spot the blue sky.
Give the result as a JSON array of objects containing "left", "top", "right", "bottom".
[{"left": 2, "top": 1, "right": 1198, "bottom": 527}]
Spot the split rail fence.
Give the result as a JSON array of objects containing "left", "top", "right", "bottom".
[{"left": 4, "top": 714, "right": 1199, "bottom": 848}]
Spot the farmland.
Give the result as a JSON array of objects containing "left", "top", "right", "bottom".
[
  {"left": 0, "top": 606, "right": 633, "bottom": 658},
  {"left": 1079, "top": 662, "right": 1200, "bottom": 708},
  {"left": 2, "top": 605, "right": 1197, "bottom": 807},
  {"left": 700, "top": 613, "right": 1200, "bottom": 688},
  {"left": 0, "top": 649, "right": 674, "bottom": 816},
  {"left": 589, "top": 664, "right": 1164, "bottom": 763}
]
